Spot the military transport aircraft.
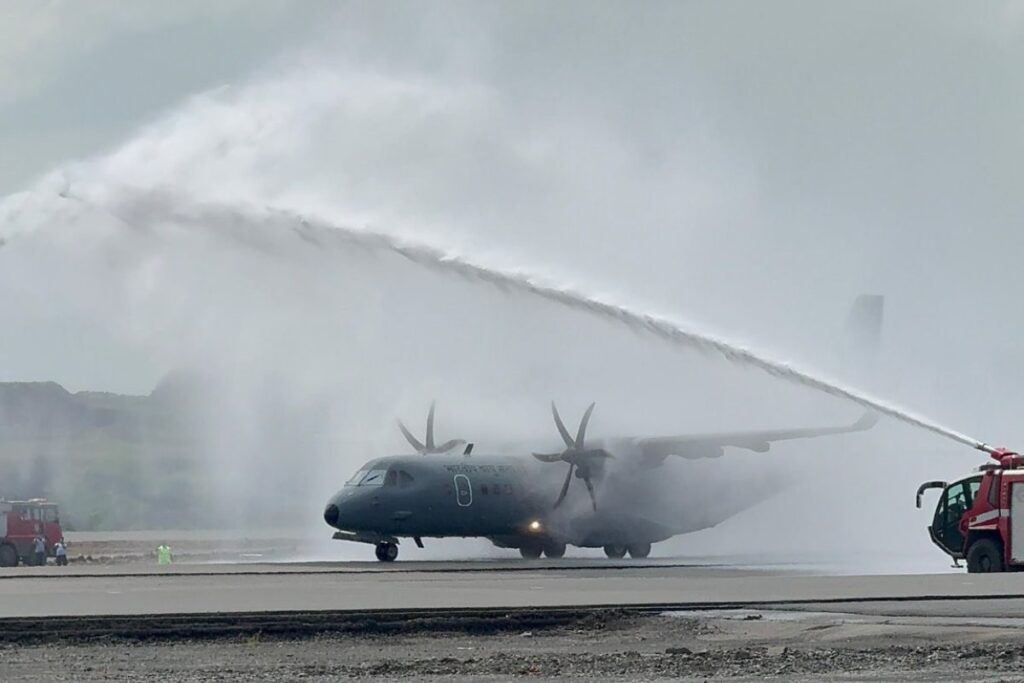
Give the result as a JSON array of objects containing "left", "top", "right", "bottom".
[
  {"left": 323, "top": 296, "right": 884, "bottom": 561},
  {"left": 324, "top": 402, "right": 876, "bottom": 561}
]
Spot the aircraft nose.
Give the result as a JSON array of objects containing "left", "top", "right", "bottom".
[{"left": 323, "top": 503, "right": 340, "bottom": 527}]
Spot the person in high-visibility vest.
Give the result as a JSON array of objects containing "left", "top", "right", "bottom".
[{"left": 156, "top": 544, "right": 172, "bottom": 565}]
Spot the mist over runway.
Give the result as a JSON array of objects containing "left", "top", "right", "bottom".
[{"left": 0, "top": 2, "right": 1021, "bottom": 574}]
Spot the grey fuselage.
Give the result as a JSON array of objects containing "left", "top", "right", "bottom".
[{"left": 323, "top": 451, "right": 786, "bottom": 549}]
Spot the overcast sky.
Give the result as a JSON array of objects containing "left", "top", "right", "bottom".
[{"left": 1, "top": 0, "right": 1022, "bottom": 444}]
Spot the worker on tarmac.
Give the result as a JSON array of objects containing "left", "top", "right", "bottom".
[
  {"left": 54, "top": 539, "right": 68, "bottom": 567},
  {"left": 157, "top": 544, "right": 172, "bottom": 565},
  {"left": 32, "top": 536, "right": 46, "bottom": 566}
]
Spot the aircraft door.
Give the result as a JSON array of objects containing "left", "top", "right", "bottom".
[{"left": 454, "top": 474, "right": 473, "bottom": 507}]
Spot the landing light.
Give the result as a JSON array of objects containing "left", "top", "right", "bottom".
[{"left": 528, "top": 520, "right": 542, "bottom": 533}]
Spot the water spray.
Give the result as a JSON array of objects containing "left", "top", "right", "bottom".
[{"left": 56, "top": 188, "right": 995, "bottom": 453}]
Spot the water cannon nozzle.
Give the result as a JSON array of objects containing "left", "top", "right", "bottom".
[{"left": 978, "top": 445, "right": 1024, "bottom": 468}]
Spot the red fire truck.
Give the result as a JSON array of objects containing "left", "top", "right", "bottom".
[
  {"left": 918, "top": 448, "right": 1024, "bottom": 573},
  {"left": 0, "top": 499, "right": 64, "bottom": 567}
]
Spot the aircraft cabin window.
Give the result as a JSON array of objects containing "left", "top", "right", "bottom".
[
  {"left": 481, "top": 485, "right": 489, "bottom": 495},
  {"left": 359, "top": 469, "right": 388, "bottom": 487}
]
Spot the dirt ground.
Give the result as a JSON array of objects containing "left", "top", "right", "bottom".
[{"left": 4, "top": 608, "right": 1024, "bottom": 682}]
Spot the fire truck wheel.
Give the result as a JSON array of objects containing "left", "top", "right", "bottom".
[
  {"left": 374, "top": 542, "right": 399, "bottom": 562},
  {"left": 0, "top": 544, "right": 17, "bottom": 567},
  {"left": 966, "top": 538, "right": 1004, "bottom": 573}
]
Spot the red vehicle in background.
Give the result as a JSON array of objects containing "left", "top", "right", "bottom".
[
  {"left": 918, "top": 448, "right": 1024, "bottom": 573},
  {"left": 0, "top": 499, "right": 64, "bottom": 566}
]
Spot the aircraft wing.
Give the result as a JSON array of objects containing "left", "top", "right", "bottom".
[{"left": 623, "top": 412, "right": 878, "bottom": 464}]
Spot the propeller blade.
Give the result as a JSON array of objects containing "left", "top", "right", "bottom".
[
  {"left": 532, "top": 451, "right": 564, "bottom": 463},
  {"left": 426, "top": 402, "right": 436, "bottom": 450},
  {"left": 398, "top": 419, "right": 426, "bottom": 452},
  {"left": 582, "top": 474, "right": 598, "bottom": 512},
  {"left": 432, "top": 439, "right": 466, "bottom": 453},
  {"left": 551, "top": 402, "right": 574, "bottom": 449},
  {"left": 553, "top": 463, "right": 574, "bottom": 508},
  {"left": 576, "top": 402, "right": 596, "bottom": 448}
]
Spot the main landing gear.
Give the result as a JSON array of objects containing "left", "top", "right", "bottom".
[
  {"left": 519, "top": 541, "right": 567, "bottom": 559},
  {"left": 516, "top": 541, "right": 653, "bottom": 560},
  {"left": 375, "top": 542, "right": 399, "bottom": 562},
  {"left": 604, "top": 543, "right": 651, "bottom": 559}
]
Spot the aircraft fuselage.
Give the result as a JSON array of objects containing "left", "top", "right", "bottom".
[{"left": 323, "top": 451, "right": 776, "bottom": 555}]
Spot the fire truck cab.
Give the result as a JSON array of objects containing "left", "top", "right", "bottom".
[
  {"left": 917, "top": 450, "right": 1024, "bottom": 573},
  {"left": 0, "top": 499, "right": 64, "bottom": 567}
]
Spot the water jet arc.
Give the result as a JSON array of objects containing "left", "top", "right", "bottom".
[{"left": 67, "top": 191, "right": 993, "bottom": 452}]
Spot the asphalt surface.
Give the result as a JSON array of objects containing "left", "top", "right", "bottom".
[
  {"left": 6, "top": 560, "right": 1024, "bottom": 681},
  {"left": 3, "top": 560, "right": 1024, "bottom": 619}
]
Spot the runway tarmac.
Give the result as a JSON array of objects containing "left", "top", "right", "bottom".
[
  {"left": 5, "top": 560, "right": 1024, "bottom": 681},
  {"left": 2, "top": 560, "right": 1024, "bottom": 619}
]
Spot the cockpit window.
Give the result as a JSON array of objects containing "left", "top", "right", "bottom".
[
  {"left": 385, "top": 470, "right": 398, "bottom": 487},
  {"left": 399, "top": 471, "right": 414, "bottom": 488},
  {"left": 358, "top": 469, "right": 388, "bottom": 487},
  {"left": 345, "top": 469, "right": 369, "bottom": 486}
]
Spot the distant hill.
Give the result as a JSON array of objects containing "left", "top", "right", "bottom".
[
  {"left": 0, "top": 380, "right": 203, "bottom": 530},
  {"left": 0, "top": 377, "right": 334, "bottom": 532},
  {"left": 0, "top": 381, "right": 123, "bottom": 437}
]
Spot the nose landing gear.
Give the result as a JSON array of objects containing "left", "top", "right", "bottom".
[
  {"left": 519, "top": 544, "right": 543, "bottom": 559},
  {"left": 543, "top": 541, "right": 566, "bottom": 558},
  {"left": 375, "top": 542, "right": 399, "bottom": 562}
]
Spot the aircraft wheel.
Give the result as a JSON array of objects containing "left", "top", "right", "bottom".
[
  {"left": 627, "top": 543, "right": 651, "bottom": 559},
  {"left": 375, "top": 542, "right": 399, "bottom": 562},
  {"left": 0, "top": 544, "right": 17, "bottom": 567},
  {"left": 543, "top": 542, "right": 566, "bottom": 559},
  {"left": 603, "top": 544, "right": 627, "bottom": 559},
  {"left": 519, "top": 544, "right": 543, "bottom": 560}
]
